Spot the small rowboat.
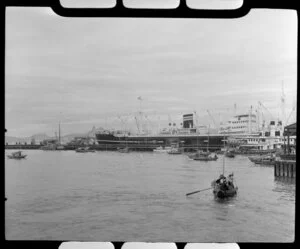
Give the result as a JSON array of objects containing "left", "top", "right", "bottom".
[
  {"left": 211, "top": 175, "right": 238, "bottom": 199},
  {"left": 211, "top": 136, "right": 237, "bottom": 199},
  {"left": 213, "top": 185, "right": 238, "bottom": 198}
]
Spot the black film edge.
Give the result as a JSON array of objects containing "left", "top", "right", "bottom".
[
  {"left": 6, "top": 0, "right": 298, "bottom": 18},
  {"left": 5, "top": 0, "right": 252, "bottom": 18}
]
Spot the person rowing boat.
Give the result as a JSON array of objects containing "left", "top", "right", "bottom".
[{"left": 211, "top": 173, "right": 237, "bottom": 198}]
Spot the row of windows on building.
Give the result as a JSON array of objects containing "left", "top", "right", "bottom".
[
  {"left": 258, "top": 131, "right": 281, "bottom": 137},
  {"left": 231, "top": 126, "right": 248, "bottom": 129},
  {"left": 247, "top": 137, "right": 294, "bottom": 143},
  {"left": 247, "top": 138, "right": 260, "bottom": 142},
  {"left": 229, "top": 120, "right": 256, "bottom": 124}
]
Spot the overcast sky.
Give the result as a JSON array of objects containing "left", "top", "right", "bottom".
[{"left": 5, "top": 7, "right": 297, "bottom": 137}]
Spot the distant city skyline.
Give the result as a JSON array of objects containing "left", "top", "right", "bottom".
[{"left": 5, "top": 8, "right": 297, "bottom": 137}]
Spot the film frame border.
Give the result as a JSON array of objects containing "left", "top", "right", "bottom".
[{"left": 2, "top": 1, "right": 299, "bottom": 249}]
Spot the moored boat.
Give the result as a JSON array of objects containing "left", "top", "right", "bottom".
[
  {"left": 117, "top": 147, "right": 130, "bottom": 153},
  {"left": 153, "top": 146, "right": 172, "bottom": 153},
  {"left": 41, "top": 144, "right": 57, "bottom": 150},
  {"left": 56, "top": 145, "right": 65, "bottom": 150},
  {"left": 167, "top": 147, "right": 182, "bottom": 154},
  {"left": 253, "top": 156, "right": 276, "bottom": 165},
  {"left": 248, "top": 155, "right": 260, "bottom": 162},
  {"left": 225, "top": 150, "right": 235, "bottom": 158},
  {"left": 248, "top": 154, "right": 276, "bottom": 165},
  {"left": 189, "top": 150, "right": 218, "bottom": 161},
  {"left": 7, "top": 151, "right": 27, "bottom": 159},
  {"left": 75, "top": 147, "right": 95, "bottom": 153}
]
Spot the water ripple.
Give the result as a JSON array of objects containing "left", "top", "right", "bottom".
[{"left": 5, "top": 150, "right": 295, "bottom": 242}]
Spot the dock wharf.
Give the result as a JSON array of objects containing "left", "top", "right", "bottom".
[
  {"left": 274, "top": 123, "right": 297, "bottom": 178},
  {"left": 5, "top": 144, "right": 41, "bottom": 150},
  {"left": 274, "top": 159, "right": 296, "bottom": 178},
  {"left": 5, "top": 144, "right": 223, "bottom": 152}
]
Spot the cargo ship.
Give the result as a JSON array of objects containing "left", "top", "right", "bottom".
[{"left": 95, "top": 113, "right": 227, "bottom": 151}]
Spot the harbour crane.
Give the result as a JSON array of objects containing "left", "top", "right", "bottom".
[
  {"left": 286, "top": 105, "right": 296, "bottom": 125},
  {"left": 258, "top": 101, "right": 275, "bottom": 120},
  {"left": 207, "top": 110, "right": 217, "bottom": 129},
  {"left": 118, "top": 115, "right": 129, "bottom": 132},
  {"left": 144, "top": 114, "right": 154, "bottom": 134},
  {"left": 281, "top": 82, "right": 286, "bottom": 126},
  {"left": 134, "top": 116, "right": 140, "bottom": 134},
  {"left": 234, "top": 103, "right": 237, "bottom": 116}
]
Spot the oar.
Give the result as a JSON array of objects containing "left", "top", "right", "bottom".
[{"left": 186, "top": 187, "right": 213, "bottom": 196}]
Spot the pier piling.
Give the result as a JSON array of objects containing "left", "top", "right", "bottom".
[{"left": 274, "top": 160, "right": 296, "bottom": 178}]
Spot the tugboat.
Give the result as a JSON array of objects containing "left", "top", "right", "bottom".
[{"left": 7, "top": 151, "right": 27, "bottom": 159}]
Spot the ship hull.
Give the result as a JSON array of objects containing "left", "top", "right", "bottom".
[
  {"left": 96, "top": 133, "right": 228, "bottom": 151},
  {"left": 214, "top": 188, "right": 237, "bottom": 198}
]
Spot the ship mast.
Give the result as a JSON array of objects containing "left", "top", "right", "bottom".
[
  {"left": 281, "top": 81, "right": 286, "bottom": 127},
  {"left": 223, "top": 134, "right": 225, "bottom": 175},
  {"left": 250, "top": 105, "right": 252, "bottom": 134},
  {"left": 207, "top": 124, "right": 210, "bottom": 152},
  {"left": 58, "top": 121, "right": 61, "bottom": 145},
  {"left": 194, "top": 111, "right": 199, "bottom": 150}
]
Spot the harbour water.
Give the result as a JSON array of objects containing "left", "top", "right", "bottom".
[{"left": 5, "top": 150, "right": 295, "bottom": 242}]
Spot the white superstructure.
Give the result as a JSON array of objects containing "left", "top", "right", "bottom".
[{"left": 219, "top": 114, "right": 258, "bottom": 134}]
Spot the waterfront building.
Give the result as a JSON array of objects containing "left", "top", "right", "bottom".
[{"left": 283, "top": 122, "right": 297, "bottom": 154}]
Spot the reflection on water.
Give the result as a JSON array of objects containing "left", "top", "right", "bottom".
[
  {"left": 5, "top": 150, "right": 295, "bottom": 242},
  {"left": 273, "top": 177, "right": 295, "bottom": 202},
  {"left": 213, "top": 195, "right": 238, "bottom": 205},
  {"left": 275, "top": 177, "right": 295, "bottom": 185}
]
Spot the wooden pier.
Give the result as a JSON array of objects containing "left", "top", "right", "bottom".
[{"left": 274, "top": 160, "right": 296, "bottom": 178}]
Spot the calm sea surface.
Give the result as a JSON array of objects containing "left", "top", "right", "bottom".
[{"left": 5, "top": 150, "right": 295, "bottom": 242}]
